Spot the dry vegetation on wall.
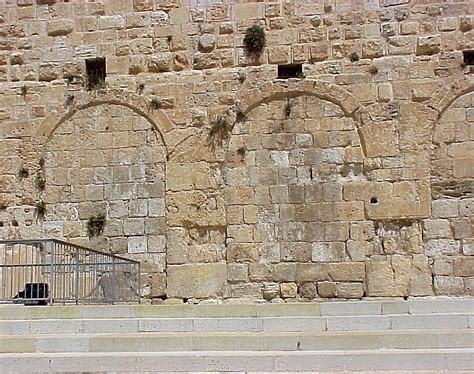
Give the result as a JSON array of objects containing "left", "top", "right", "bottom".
[{"left": 0, "top": 0, "right": 473, "bottom": 303}]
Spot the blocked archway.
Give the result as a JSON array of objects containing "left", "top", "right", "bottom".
[
  {"left": 37, "top": 93, "right": 171, "bottom": 299},
  {"left": 224, "top": 82, "right": 367, "bottom": 300},
  {"left": 428, "top": 88, "right": 473, "bottom": 296}
]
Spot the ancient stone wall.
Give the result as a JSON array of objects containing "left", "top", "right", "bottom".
[{"left": 0, "top": 0, "right": 472, "bottom": 302}]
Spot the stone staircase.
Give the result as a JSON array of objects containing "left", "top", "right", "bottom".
[{"left": 0, "top": 298, "right": 473, "bottom": 372}]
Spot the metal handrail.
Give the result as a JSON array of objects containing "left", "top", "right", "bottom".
[{"left": 0, "top": 239, "right": 140, "bottom": 305}]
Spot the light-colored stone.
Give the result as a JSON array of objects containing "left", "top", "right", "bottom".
[{"left": 167, "top": 264, "right": 226, "bottom": 299}]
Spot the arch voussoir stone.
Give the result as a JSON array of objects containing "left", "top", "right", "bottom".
[{"left": 428, "top": 75, "right": 474, "bottom": 117}]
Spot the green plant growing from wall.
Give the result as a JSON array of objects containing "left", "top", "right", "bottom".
[
  {"left": 296, "top": 71, "right": 306, "bottom": 79},
  {"left": 35, "top": 174, "right": 46, "bottom": 192},
  {"left": 284, "top": 100, "right": 293, "bottom": 118},
  {"left": 369, "top": 64, "right": 379, "bottom": 74},
  {"left": 243, "top": 25, "right": 266, "bottom": 55},
  {"left": 90, "top": 80, "right": 107, "bottom": 90},
  {"left": 18, "top": 167, "right": 29, "bottom": 179},
  {"left": 209, "top": 115, "right": 230, "bottom": 139},
  {"left": 20, "top": 85, "right": 27, "bottom": 97},
  {"left": 34, "top": 201, "right": 46, "bottom": 221},
  {"left": 65, "top": 94, "right": 74, "bottom": 107},
  {"left": 87, "top": 213, "right": 106, "bottom": 238},
  {"left": 350, "top": 52, "right": 360, "bottom": 62},
  {"left": 236, "top": 109, "right": 246, "bottom": 123},
  {"left": 150, "top": 97, "right": 162, "bottom": 110}
]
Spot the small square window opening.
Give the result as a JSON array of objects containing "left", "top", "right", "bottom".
[
  {"left": 278, "top": 64, "right": 303, "bottom": 79},
  {"left": 86, "top": 58, "right": 106, "bottom": 90}
]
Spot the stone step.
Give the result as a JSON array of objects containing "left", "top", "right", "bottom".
[
  {"left": 1, "top": 298, "right": 473, "bottom": 320},
  {"left": 1, "top": 330, "right": 472, "bottom": 353},
  {"left": 1, "top": 313, "right": 472, "bottom": 335},
  {"left": 0, "top": 349, "right": 473, "bottom": 372}
]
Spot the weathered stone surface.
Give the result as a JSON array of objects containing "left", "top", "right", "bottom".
[
  {"left": 47, "top": 20, "right": 74, "bottom": 36},
  {"left": 262, "top": 283, "right": 279, "bottom": 300},
  {"left": 167, "top": 263, "right": 226, "bottom": 298},
  {"left": 416, "top": 36, "right": 441, "bottom": 55},
  {"left": 454, "top": 257, "right": 474, "bottom": 277},
  {"left": 298, "top": 282, "right": 317, "bottom": 298},
  {"left": 336, "top": 283, "right": 364, "bottom": 299},
  {"left": 280, "top": 282, "right": 297, "bottom": 298},
  {"left": 198, "top": 34, "right": 216, "bottom": 53},
  {"left": 318, "top": 281, "right": 337, "bottom": 298},
  {"left": 367, "top": 256, "right": 411, "bottom": 297}
]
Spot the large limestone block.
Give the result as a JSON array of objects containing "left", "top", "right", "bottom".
[
  {"left": 454, "top": 257, "right": 474, "bottom": 277},
  {"left": 167, "top": 263, "right": 227, "bottom": 298},
  {"left": 365, "top": 181, "right": 430, "bottom": 220},
  {"left": 359, "top": 121, "right": 399, "bottom": 157},
  {"left": 47, "top": 19, "right": 74, "bottom": 36},
  {"left": 166, "top": 190, "right": 226, "bottom": 227},
  {"left": 416, "top": 35, "right": 441, "bottom": 55},
  {"left": 366, "top": 256, "right": 411, "bottom": 297},
  {"left": 409, "top": 255, "right": 434, "bottom": 296}
]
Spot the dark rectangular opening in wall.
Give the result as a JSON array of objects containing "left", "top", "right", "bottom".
[
  {"left": 278, "top": 64, "right": 303, "bottom": 79},
  {"left": 463, "top": 51, "right": 474, "bottom": 65},
  {"left": 86, "top": 58, "right": 106, "bottom": 90}
]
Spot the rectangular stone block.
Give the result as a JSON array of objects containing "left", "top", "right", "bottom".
[
  {"left": 193, "top": 318, "right": 262, "bottom": 332},
  {"left": 167, "top": 264, "right": 226, "bottom": 299},
  {"left": 262, "top": 317, "right": 326, "bottom": 332},
  {"left": 390, "top": 314, "right": 469, "bottom": 330},
  {"left": 139, "top": 318, "right": 192, "bottom": 332},
  {"left": 409, "top": 299, "right": 474, "bottom": 314},
  {"left": 327, "top": 316, "right": 390, "bottom": 331},
  {"left": 82, "top": 319, "right": 138, "bottom": 333},
  {"left": 320, "top": 302, "right": 382, "bottom": 316},
  {"left": 257, "top": 304, "right": 320, "bottom": 317}
]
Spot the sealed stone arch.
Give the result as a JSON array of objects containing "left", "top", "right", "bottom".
[
  {"left": 225, "top": 81, "right": 368, "bottom": 300},
  {"left": 37, "top": 93, "right": 171, "bottom": 299},
  {"left": 428, "top": 89, "right": 474, "bottom": 296}
]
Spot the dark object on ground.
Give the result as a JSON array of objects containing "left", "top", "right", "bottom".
[{"left": 13, "top": 283, "right": 49, "bottom": 305}]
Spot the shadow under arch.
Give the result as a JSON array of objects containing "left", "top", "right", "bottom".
[{"left": 35, "top": 88, "right": 175, "bottom": 155}]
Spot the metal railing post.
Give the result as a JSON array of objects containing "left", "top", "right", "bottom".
[
  {"left": 74, "top": 248, "right": 79, "bottom": 305},
  {"left": 111, "top": 257, "right": 116, "bottom": 305},
  {"left": 138, "top": 262, "right": 141, "bottom": 304},
  {"left": 47, "top": 241, "right": 54, "bottom": 305}
]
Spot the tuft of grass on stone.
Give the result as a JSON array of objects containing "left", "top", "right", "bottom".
[
  {"left": 87, "top": 213, "right": 106, "bottom": 238},
  {"left": 284, "top": 100, "right": 293, "bottom": 118},
  {"left": 35, "top": 174, "right": 46, "bottom": 192},
  {"left": 34, "top": 201, "right": 46, "bottom": 221},
  {"left": 150, "top": 97, "right": 162, "bottom": 110},
  {"left": 243, "top": 25, "right": 266, "bottom": 55},
  {"left": 18, "top": 167, "right": 29, "bottom": 179},
  {"left": 236, "top": 109, "right": 246, "bottom": 123},
  {"left": 65, "top": 94, "right": 74, "bottom": 107},
  {"left": 350, "top": 52, "right": 360, "bottom": 62},
  {"left": 369, "top": 65, "right": 379, "bottom": 74}
]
